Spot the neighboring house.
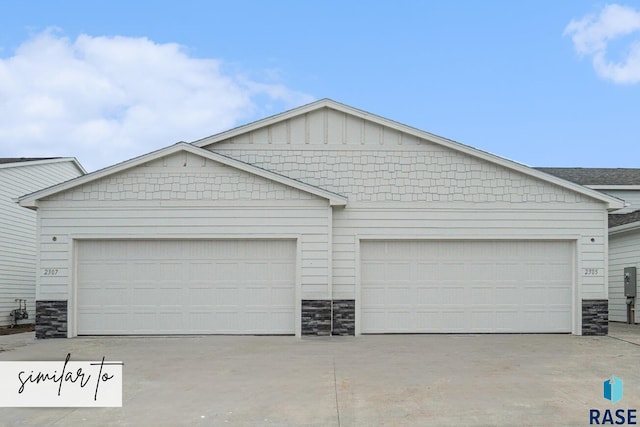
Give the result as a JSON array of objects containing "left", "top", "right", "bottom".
[
  {"left": 537, "top": 168, "right": 640, "bottom": 325},
  {"left": 0, "top": 158, "right": 85, "bottom": 327},
  {"left": 19, "top": 100, "right": 623, "bottom": 339}
]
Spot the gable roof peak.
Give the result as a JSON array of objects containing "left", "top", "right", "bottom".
[{"left": 18, "top": 142, "right": 347, "bottom": 209}]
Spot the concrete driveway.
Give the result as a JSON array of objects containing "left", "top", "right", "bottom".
[{"left": 1, "top": 324, "right": 639, "bottom": 426}]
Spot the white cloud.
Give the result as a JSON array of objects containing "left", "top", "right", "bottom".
[
  {"left": 564, "top": 4, "right": 640, "bottom": 83},
  {"left": 0, "top": 30, "right": 313, "bottom": 171}
]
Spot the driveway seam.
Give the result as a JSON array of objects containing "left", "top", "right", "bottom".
[
  {"left": 333, "top": 356, "right": 341, "bottom": 427},
  {"left": 607, "top": 335, "right": 640, "bottom": 347}
]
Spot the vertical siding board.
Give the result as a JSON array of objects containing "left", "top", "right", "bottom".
[
  {"left": 326, "top": 109, "right": 344, "bottom": 145},
  {"left": 308, "top": 110, "right": 324, "bottom": 145},
  {"left": 289, "top": 115, "right": 306, "bottom": 145}
]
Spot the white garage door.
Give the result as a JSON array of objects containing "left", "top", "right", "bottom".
[
  {"left": 77, "top": 240, "right": 296, "bottom": 335},
  {"left": 361, "top": 240, "right": 573, "bottom": 333}
]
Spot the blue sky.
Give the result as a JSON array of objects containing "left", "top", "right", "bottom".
[{"left": 1, "top": 1, "right": 639, "bottom": 171}]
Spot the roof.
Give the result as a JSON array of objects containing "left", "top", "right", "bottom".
[
  {"left": 0, "top": 157, "right": 59, "bottom": 164},
  {"left": 194, "top": 98, "right": 624, "bottom": 210},
  {"left": 0, "top": 157, "right": 86, "bottom": 174},
  {"left": 609, "top": 210, "right": 640, "bottom": 228},
  {"left": 536, "top": 168, "right": 640, "bottom": 186},
  {"left": 18, "top": 142, "right": 348, "bottom": 209},
  {"left": 609, "top": 209, "right": 640, "bottom": 235}
]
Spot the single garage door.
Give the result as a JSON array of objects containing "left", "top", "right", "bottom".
[
  {"left": 361, "top": 240, "right": 573, "bottom": 333},
  {"left": 77, "top": 239, "right": 296, "bottom": 335}
]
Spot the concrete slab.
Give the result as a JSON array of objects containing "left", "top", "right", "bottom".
[
  {"left": 0, "top": 331, "right": 35, "bottom": 353},
  {"left": 0, "top": 329, "right": 638, "bottom": 426}
]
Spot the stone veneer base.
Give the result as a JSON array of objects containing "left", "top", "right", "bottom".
[
  {"left": 582, "top": 299, "right": 608, "bottom": 336},
  {"left": 301, "top": 300, "right": 332, "bottom": 336},
  {"left": 301, "top": 299, "right": 356, "bottom": 336},
  {"left": 35, "top": 298, "right": 595, "bottom": 337},
  {"left": 35, "top": 300, "right": 68, "bottom": 339},
  {"left": 332, "top": 300, "right": 355, "bottom": 336}
]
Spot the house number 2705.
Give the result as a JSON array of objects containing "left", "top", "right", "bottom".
[
  {"left": 43, "top": 269, "right": 59, "bottom": 276},
  {"left": 584, "top": 268, "right": 599, "bottom": 276}
]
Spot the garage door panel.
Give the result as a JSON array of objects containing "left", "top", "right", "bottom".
[
  {"left": 361, "top": 240, "right": 573, "bottom": 333},
  {"left": 386, "top": 310, "right": 412, "bottom": 329},
  {"left": 362, "top": 286, "right": 386, "bottom": 306},
  {"left": 362, "top": 310, "right": 385, "bottom": 329},
  {"left": 415, "top": 311, "right": 439, "bottom": 329},
  {"left": 80, "top": 312, "right": 126, "bottom": 333},
  {"left": 496, "top": 310, "right": 519, "bottom": 328},
  {"left": 77, "top": 239, "right": 296, "bottom": 335},
  {"left": 416, "top": 285, "right": 437, "bottom": 302},
  {"left": 470, "top": 310, "right": 494, "bottom": 331},
  {"left": 386, "top": 285, "right": 411, "bottom": 304},
  {"left": 271, "top": 286, "right": 296, "bottom": 305},
  {"left": 440, "top": 310, "right": 466, "bottom": 331},
  {"left": 496, "top": 287, "right": 519, "bottom": 304},
  {"left": 216, "top": 287, "right": 241, "bottom": 306},
  {"left": 440, "top": 285, "right": 465, "bottom": 302},
  {"left": 471, "top": 286, "right": 493, "bottom": 304}
]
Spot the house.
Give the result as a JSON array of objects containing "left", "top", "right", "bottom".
[
  {"left": 18, "top": 100, "right": 624, "bottom": 338},
  {"left": 0, "top": 158, "right": 85, "bottom": 327},
  {"left": 537, "top": 168, "right": 640, "bottom": 325}
]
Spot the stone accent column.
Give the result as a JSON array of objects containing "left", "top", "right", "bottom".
[
  {"left": 332, "top": 300, "right": 355, "bottom": 336},
  {"left": 35, "top": 300, "right": 68, "bottom": 339},
  {"left": 582, "top": 300, "right": 608, "bottom": 336},
  {"left": 301, "top": 300, "right": 331, "bottom": 336}
]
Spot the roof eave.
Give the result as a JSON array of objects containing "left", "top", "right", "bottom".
[
  {"left": 609, "top": 221, "right": 640, "bottom": 235},
  {"left": 588, "top": 185, "right": 640, "bottom": 190},
  {"left": 0, "top": 157, "right": 86, "bottom": 174}
]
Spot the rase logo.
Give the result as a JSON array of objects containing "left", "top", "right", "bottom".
[
  {"left": 604, "top": 376, "right": 624, "bottom": 404},
  {"left": 589, "top": 376, "right": 637, "bottom": 425}
]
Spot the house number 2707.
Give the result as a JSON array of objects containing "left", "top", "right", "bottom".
[
  {"left": 584, "top": 268, "right": 599, "bottom": 276},
  {"left": 43, "top": 269, "right": 59, "bottom": 276}
]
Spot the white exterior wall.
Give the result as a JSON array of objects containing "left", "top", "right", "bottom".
[
  {"left": 206, "top": 107, "right": 610, "bottom": 334},
  {"left": 36, "top": 152, "right": 331, "bottom": 324},
  {"left": 608, "top": 229, "right": 640, "bottom": 323},
  {"left": 0, "top": 160, "right": 82, "bottom": 326}
]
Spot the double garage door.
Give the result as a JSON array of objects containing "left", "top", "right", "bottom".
[
  {"left": 76, "top": 240, "right": 296, "bottom": 335},
  {"left": 77, "top": 239, "right": 573, "bottom": 335},
  {"left": 361, "top": 240, "right": 573, "bottom": 333}
]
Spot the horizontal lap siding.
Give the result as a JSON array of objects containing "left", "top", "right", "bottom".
[
  {"left": 38, "top": 204, "right": 330, "bottom": 300},
  {"left": 331, "top": 206, "right": 606, "bottom": 300},
  {"left": 608, "top": 231, "right": 640, "bottom": 322},
  {"left": 0, "top": 161, "right": 82, "bottom": 326}
]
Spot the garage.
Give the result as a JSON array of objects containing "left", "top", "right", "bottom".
[
  {"left": 76, "top": 239, "right": 296, "bottom": 335},
  {"left": 360, "top": 240, "right": 573, "bottom": 333},
  {"left": 19, "top": 104, "right": 623, "bottom": 338}
]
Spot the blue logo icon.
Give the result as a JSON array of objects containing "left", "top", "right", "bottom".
[{"left": 604, "top": 376, "right": 623, "bottom": 404}]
